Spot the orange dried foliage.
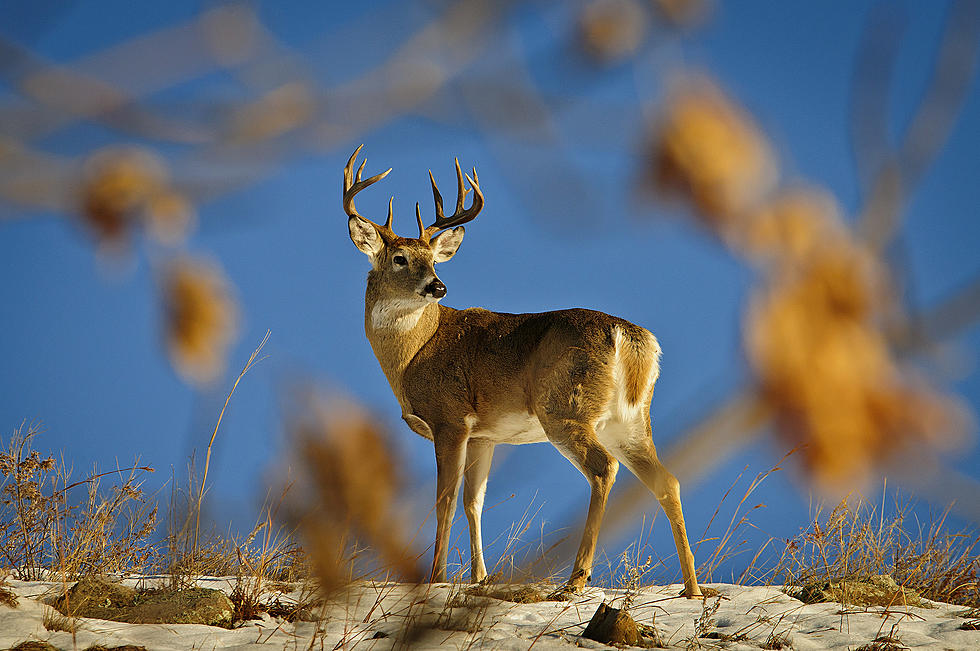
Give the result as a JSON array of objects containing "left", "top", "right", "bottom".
[
  {"left": 647, "top": 74, "right": 968, "bottom": 487},
  {"left": 163, "top": 258, "right": 239, "bottom": 385},
  {"left": 290, "top": 399, "right": 421, "bottom": 595},
  {"left": 745, "top": 245, "right": 964, "bottom": 487},
  {"left": 737, "top": 189, "right": 849, "bottom": 267},
  {"left": 652, "top": 0, "right": 708, "bottom": 26},
  {"left": 145, "top": 190, "right": 196, "bottom": 245},
  {"left": 79, "top": 148, "right": 166, "bottom": 244},
  {"left": 79, "top": 147, "right": 194, "bottom": 246},
  {"left": 579, "top": 0, "right": 649, "bottom": 63},
  {"left": 650, "top": 80, "right": 777, "bottom": 228}
]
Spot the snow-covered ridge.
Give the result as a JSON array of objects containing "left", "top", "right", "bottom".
[{"left": 1, "top": 577, "right": 978, "bottom": 650}]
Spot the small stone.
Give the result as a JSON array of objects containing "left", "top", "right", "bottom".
[{"left": 582, "top": 602, "right": 641, "bottom": 646}]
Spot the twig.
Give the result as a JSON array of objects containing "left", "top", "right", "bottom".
[{"left": 193, "top": 330, "right": 270, "bottom": 553}]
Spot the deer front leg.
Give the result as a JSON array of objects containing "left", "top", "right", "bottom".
[
  {"left": 431, "top": 432, "right": 467, "bottom": 583},
  {"left": 463, "top": 438, "right": 494, "bottom": 583}
]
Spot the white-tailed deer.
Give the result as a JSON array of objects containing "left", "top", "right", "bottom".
[{"left": 343, "top": 146, "right": 701, "bottom": 597}]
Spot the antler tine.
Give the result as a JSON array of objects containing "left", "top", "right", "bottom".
[
  {"left": 424, "top": 158, "right": 485, "bottom": 239},
  {"left": 416, "top": 203, "right": 425, "bottom": 238},
  {"left": 428, "top": 169, "right": 444, "bottom": 221},
  {"left": 453, "top": 158, "right": 469, "bottom": 214},
  {"left": 343, "top": 145, "right": 392, "bottom": 228}
]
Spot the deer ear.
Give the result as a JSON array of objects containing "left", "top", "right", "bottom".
[
  {"left": 349, "top": 217, "right": 383, "bottom": 256},
  {"left": 430, "top": 227, "right": 464, "bottom": 263}
]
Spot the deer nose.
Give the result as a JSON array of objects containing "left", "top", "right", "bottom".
[{"left": 424, "top": 279, "right": 447, "bottom": 298}]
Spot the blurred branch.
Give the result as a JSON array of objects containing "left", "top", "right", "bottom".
[
  {"left": 457, "top": 29, "right": 603, "bottom": 231},
  {"left": 0, "top": 135, "right": 76, "bottom": 214},
  {"left": 849, "top": 2, "right": 905, "bottom": 195},
  {"left": 858, "top": 0, "right": 980, "bottom": 253},
  {"left": 0, "top": 15, "right": 231, "bottom": 144},
  {"left": 903, "top": 466, "right": 980, "bottom": 524},
  {"left": 0, "top": 2, "right": 513, "bottom": 217},
  {"left": 893, "top": 272, "right": 980, "bottom": 355}
]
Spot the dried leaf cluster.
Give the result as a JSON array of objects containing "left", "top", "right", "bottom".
[
  {"left": 286, "top": 397, "right": 421, "bottom": 597},
  {"left": 649, "top": 79, "right": 968, "bottom": 487},
  {"left": 163, "top": 258, "right": 239, "bottom": 385}
]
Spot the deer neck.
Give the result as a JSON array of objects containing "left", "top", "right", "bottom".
[{"left": 363, "top": 277, "right": 440, "bottom": 412}]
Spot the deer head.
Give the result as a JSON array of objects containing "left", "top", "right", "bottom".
[{"left": 344, "top": 145, "right": 484, "bottom": 304}]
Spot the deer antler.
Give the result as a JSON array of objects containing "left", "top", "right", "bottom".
[
  {"left": 420, "top": 158, "right": 484, "bottom": 239},
  {"left": 344, "top": 145, "right": 395, "bottom": 237}
]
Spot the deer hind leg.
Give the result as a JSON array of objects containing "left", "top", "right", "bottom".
[
  {"left": 613, "top": 425, "right": 701, "bottom": 598},
  {"left": 463, "top": 438, "right": 494, "bottom": 583},
  {"left": 542, "top": 418, "right": 619, "bottom": 592},
  {"left": 431, "top": 432, "right": 467, "bottom": 583}
]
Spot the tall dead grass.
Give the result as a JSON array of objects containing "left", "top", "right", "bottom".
[
  {"left": 164, "top": 331, "right": 269, "bottom": 584},
  {"left": 0, "top": 421, "right": 158, "bottom": 580},
  {"left": 772, "top": 488, "right": 980, "bottom": 607}
]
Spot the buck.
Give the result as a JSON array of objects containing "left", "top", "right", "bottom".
[{"left": 343, "top": 146, "right": 701, "bottom": 598}]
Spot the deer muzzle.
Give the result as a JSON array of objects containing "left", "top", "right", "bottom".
[{"left": 422, "top": 278, "right": 447, "bottom": 299}]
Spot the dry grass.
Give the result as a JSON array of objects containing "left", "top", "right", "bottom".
[
  {"left": 0, "top": 421, "right": 158, "bottom": 580},
  {"left": 0, "top": 570, "right": 18, "bottom": 608},
  {"left": 464, "top": 583, "right": 550, "bottom": 604},
  {"left": 42, "top": 604, "right": 78, "bottom": 632},
  {"left": 228, "top": 502, "right": 308, "bottom": 622},
  {"left": 10, "top": 642, "right": 58, "bottom": 651},
  {"left": 0, "top": 335, "right": 314, "bottom": 627},
  {"left": 854, "top": 635, "right": 909, "bottom": 651},
  {"left": 162, "top": 332, "right": 303, "bottom": 606},
  {"left": 772, "top": 489, "right": 980, "bottom": 608}
]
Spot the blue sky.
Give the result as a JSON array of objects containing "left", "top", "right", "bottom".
[{"left": 1, "top": 1, "right": 978, "bottom": 582}]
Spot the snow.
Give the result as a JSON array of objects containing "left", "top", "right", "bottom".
[{"left": 1, "top": 577, "right": 978, "bottom": 650}]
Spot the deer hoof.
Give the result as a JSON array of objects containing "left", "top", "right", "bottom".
[{"left": 547, "top": 583, "right": 582, "bottom": 601}]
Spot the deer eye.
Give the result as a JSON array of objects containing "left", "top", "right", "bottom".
[{"left": 392, "top": 255, "right": 407, "bottom": 266}]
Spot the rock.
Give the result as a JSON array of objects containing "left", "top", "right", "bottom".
[
  {"left": 466, "top": 584, "right": 548, "bottom": 604},
  {"left": 582, "top": 602, "right": 665, "bottom": 648},
  {"left": 53, "top": 577, "right": 234, "bottom": 627},
  {"left": 583, "top": 602, "right": 641, "bottom": 646},
  {"left": 792, "top": 574, "right": 928, "bottom": 608}
]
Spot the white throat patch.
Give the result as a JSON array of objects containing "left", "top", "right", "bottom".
[{"left": 371, "top": 298, "right": 427, "bottom": 331}]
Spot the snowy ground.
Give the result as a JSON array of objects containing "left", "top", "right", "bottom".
[{"left": 1, "top": 576, "right": 978, "bottom": 650}]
